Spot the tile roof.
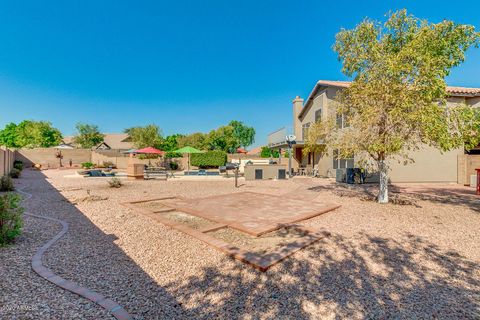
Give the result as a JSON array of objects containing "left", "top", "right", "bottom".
[
  {"left": 246, "top": 146, "right": 262, "bottom": 155},
  {"left": 444, "top": 86, "right": 480, "bottom": 96},
  {"left": 62, "top": 133, "right": 133, "bottom": 150},
  {"left": 316, "top": 80, "right": 480, "bottom": 96},
  {"left": 299, "top": 80, "right": 480, "bottom": 119}
]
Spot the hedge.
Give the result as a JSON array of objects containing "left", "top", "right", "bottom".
[{"left": 190, "top": 151, "right": 227, "bottom": 168}]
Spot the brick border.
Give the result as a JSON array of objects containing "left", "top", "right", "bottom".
[
  {"left": 159, "top": 191, "right": 340, "bottom": 236},
  {"left": 122, "top": 196, "right": 333, "bottom": 271},
  {"left": 17, "top": 187, "right": 133, "bottom": 320}
]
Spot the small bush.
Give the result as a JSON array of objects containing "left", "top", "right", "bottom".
[
  {"left": 0, "top": 192, "right": 24, "bottom": 246},
  {"left": 190, "top": 151, "right": 227, "bottom": 168},
  {"left": 138, "top": 154, "right": 159, "bottom": 160},
  {"left": 260, "top": 146, "right": 279, "bottom": 158},
  {"left": 9, "top": 168, "right": 21, "bottom": 179},
  {"left": 165, "top": 152, "right": 182, "bottom": 158},
  {"left": 13, "top": 160, "right": 23, "bottom": 171},
  {"left": 0, "top": 175, "right": 14, "bottom": 192},
  {"left": 108, "top": 177, "right": 123, "bottom": 188},
  {"left": 81, "top": 162, "right": 94, "bottom": 169},
  {"left": 169, "top": 161, "right": 179, "bottom": 170},
  {"left": 103, "top": 161, "right": 115, "bottom": 168}
]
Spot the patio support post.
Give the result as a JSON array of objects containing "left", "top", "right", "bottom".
[{"left": 288, "top": 146, "right": 292, "bottom": 178}]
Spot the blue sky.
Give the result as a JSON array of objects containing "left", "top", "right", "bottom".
[{"left": 0, "top": 1, "right": 479, "bottom": 147}]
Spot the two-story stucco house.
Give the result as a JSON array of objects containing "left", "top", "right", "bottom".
[{"left": 269, "top": 80, "right": 480, "bottom": 183}]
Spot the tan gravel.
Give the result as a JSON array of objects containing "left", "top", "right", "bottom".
[
  {"left": 0, "top": 181, "right": 112, "bottom": 319},
  {"left": 210, "top": 227, "right": 309, "bottom": 254},
  {"left": 3, "top": 169, "right": 479, "bottom": 319}
]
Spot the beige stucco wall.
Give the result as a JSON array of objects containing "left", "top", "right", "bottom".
[
  {"left": 466, "top": 96, "right": 480, "bottom": 108},
  {"left": 244, "top": 164, "right": 287, "bottom": 180},
  {"left": 92, "top": 151, "right": 190, "bottom": 170},
  {"left": 387, "top": 146, "right": 463, "bottom": 183},
  {"left": 15, "top": 148, "right": 92, "bottom": 168},
  {"left": 0, "top": 147, "right": 15, "bottom": 176},
  {"left": 458, "top": 154, "right": 480, "bottom": 185},
  {"left": 292, "top": 86, "right": 476, "bottom": 183}
]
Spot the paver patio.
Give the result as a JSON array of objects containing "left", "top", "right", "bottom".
[
  {"left": 123, "top": 192, "right": 339, "bottom": 271},
  {"left": 161, "top": 191, "right": 340, "bottom": 236}
]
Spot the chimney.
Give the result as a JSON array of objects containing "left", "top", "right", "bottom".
[{"left": 292, "top": 96, "right": 304, "bottom": 139}]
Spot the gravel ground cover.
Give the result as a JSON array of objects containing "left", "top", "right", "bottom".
[
  {"left": 160, "top": 211, "right": 217, "bottom": 230},
  {"left": 0, "top": 181, "right": 112, "bottom": 319},
  {"left": 3, "top": 169, "right": 480, "bottom": 319},
  {"left": 134, "top": 200, "right": 173, "bottom": 211},
  {"left": 209, "top": 227, "right": 309, "bottom": 254}
]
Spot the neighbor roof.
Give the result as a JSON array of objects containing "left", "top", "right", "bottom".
[
  {"left": 299, "top": 80, "right": 480, "bottom": 119},
  {"left": 62, "top": 133, "right": 133, "bottom": 150},
  {"left": 100, "top": 133, "right": 132, "bottom": 150},
  {"left": 246, "top": 146, "right": 262, "bottom": 155}
]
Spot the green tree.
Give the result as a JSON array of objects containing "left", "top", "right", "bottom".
[
  {"left": 159, "top": 134, "right": 182, "bottom": 151},
  {"left": 177, "top": 132, "right": 207, "bottom": 150},
  {"left": 0, "top": 123, "right": 20, "bottom": 148},
  {"left": 305, "top": 10, "right": 480, "bottom": 203},
  {"left": 260, "top": 146, "right": 279, "bottom": 158},
  {"left": 15, "top": 120, "right": 62, "bottom": 148},
  {"left": 73, "top": 123, "right": 104, "bottom": 149},
  {"left": 229, "top": 120, "right": 256, "bottom": 149},
  {"left": 160, "top": 134, "right": 183, "bottom": 157},
  {"left": 124, "top": 124, "right": 163, "bottom": 149},
  {"left": 205, "top": 125, "right": 239, "bottom": 153}
]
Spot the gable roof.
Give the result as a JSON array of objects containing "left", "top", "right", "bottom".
[
  {"left": 62, "top": 133, "right": 133, "bottom": 150},
  {"left": 246, "top": 146, "right": 262, "bottom": 155},
  {"left": 299, "top": 80, "right": 480, "bottom": 119},
  {"left": 99, "top": 133, "right": 132, "bottom": 150}
]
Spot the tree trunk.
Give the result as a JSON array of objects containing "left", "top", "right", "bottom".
[{"left": 378, "top": 159, "right": 389, "bottom": 204}]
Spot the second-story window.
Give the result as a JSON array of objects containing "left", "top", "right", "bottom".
[
  {"left": 315, "top": 109, "right": 322, "bottom": 122},
  {"left": 302, "top": 123, "right": 311, "bottom": 141},
  {"left": 336, "top": 113, "right": 349, "bottom": 129}
]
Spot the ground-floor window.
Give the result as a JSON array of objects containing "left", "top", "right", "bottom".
[{"left": 332, "top": 149, "right": 354, "bottom": 169}]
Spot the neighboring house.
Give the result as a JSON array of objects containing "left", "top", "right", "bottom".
[
  {"left": 246, "top": 146, "right": 262, "bottom": 156},
  {"left": 94, "top": 133, "right": 133, "bottom": 150},
  {"left": 62, "top": 133, "right": 133, "bottom": 150},
  {"left": 269, "top": 80, "right": 480, "bottom": 183}
]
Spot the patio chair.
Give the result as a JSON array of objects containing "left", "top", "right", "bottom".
[
  {"left": 306, "top": 167, "right": 313, "bottom": 176},
  {"left": 144, "top": 167, "right": 168, "bottom": 180},
  {"left": 312, "top": 165, "right": 319, "bottom": 178}
]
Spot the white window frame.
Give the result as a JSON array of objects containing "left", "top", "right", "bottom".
[{"left": 332, "top": 149, "right": 354, "bottom": 169}]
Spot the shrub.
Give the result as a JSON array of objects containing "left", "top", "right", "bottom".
[
  {"left": 165, "top": 152, "right": 182, "bottom": 158},
  {"left": 169, "top": 161, "right": 179, "bottom": 170},
  {"left": 138, "top": 154, "right": 159, "bottom": 160},
  {"left": 190, "top": 151, "right": 227, "bottom": 168},
  {"left": 9, "top": 168, "right": 21, "bottom": 179},
  {"left": 13, "top": 160, "right": 23, "bottom": 171},
  {"left": 107, "top": 177, "right": 123, "bottom": 188},
  {"left": 0, "top": 193, "right": 24, "bottom": 246},
  {"left": 260, "top": 146, "right": 279, "bottom": 158},
  {"left": 81, "top": 162, "right": 94, "bottom": 169},
  {"left": 103, "top": 161, "right": 115, "bottom": 168},
  {"left": 0, "top": 175, "right": 14, "bottom": 192}
]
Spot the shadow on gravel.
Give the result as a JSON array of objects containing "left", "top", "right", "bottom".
[
  {"left": 164, "top": 232, "right": 480, "bottom": 319},
  {"left": 23, "top": 171, "right": 480, "bottom": 319},
  {"left": 22, "top": 170, "right": 185, "bottom": 319},
  {"left": 308, "top": 182, "right": 480, "bottom": 213}
]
